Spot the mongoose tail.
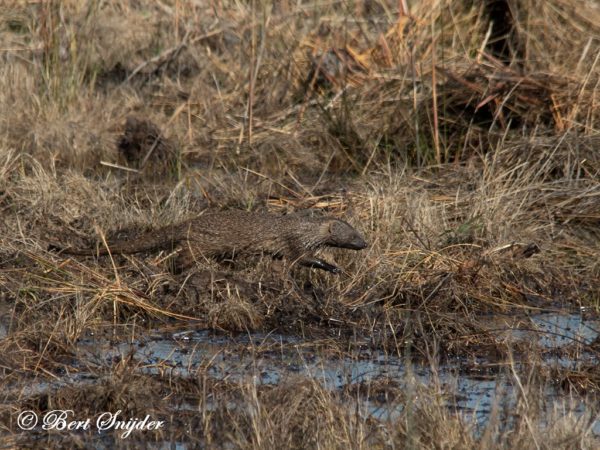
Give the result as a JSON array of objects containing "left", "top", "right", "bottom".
[{"left": 55, "top": 225, "right": 184, "bottom": 256}]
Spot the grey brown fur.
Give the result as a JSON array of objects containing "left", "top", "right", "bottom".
[{"left": 59, "top": 210, "right": 367, "bottom": 273}]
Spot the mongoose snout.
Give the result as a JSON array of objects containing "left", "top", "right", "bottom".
[{"left": 324, "top": 220, "right": 368, "bottom": 250}]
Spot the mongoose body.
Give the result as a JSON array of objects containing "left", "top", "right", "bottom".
[{"left": 59, "top": 210, "right": 367, "bottom": 273}]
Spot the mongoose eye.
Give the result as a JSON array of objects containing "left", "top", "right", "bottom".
[
  {"left": 328, "top": 221, "right": 348, "bottom": 241},
  {"left": 325, "top": 219, "right": 366, "bottom": 249}
]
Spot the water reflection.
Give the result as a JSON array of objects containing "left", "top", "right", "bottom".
[{"left": 70, "top": 311, "right": 599, "bottom": 433}]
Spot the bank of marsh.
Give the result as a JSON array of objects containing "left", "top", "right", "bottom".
[{"left": 0, "top": 0, "right": 599, "bottom": 447}]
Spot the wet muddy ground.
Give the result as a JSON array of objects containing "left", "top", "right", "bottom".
[
  {"left": 2, "top": 1, "right": 600, "bottom": 447},
  {"left": 82, "top": 310, "right": 600, "bottom": 428},
  {"left": 3, "top": 306, "right": 598, "bottom": 445}
]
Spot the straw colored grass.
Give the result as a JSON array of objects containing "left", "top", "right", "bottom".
[{"left": 1, "top": 0, "right": 599, "bottom": 447}]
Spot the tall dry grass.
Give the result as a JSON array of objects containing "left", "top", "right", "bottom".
[{"left": 1, "top": 0, "right": 599, "bottom": 447}]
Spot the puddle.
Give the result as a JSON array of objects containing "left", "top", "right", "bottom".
[
  {"left": 76, "top": 330, "right": 513, "bottom": 426},
  {"left": 473, "top": 311, "right": 599, "bottom": 374},
  {"left": 2, "top": 309, "right": 599, "bottom": 436},
  {"left": 75, "top": 311, "right": 598, "bottom": 383},
  {"left": 493, "top": 311, "right": 600, "bottom": 349},
  {"left": 70, "top": 311, "right": 599, "bottom": 433},
  {"left": 530, "top": 313, "right": 599, "bottom": 348}
]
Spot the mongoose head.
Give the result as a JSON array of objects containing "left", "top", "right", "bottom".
[{"left": 322, "top": 219, "right": 368, "bottom": 250}]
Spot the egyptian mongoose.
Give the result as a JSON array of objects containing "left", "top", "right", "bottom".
[{"left": 58, "top": 210, "right": 368, "bottom": 273}]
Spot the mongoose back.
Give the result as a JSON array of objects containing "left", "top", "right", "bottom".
[{"left": 59, "top": 210, "right": 368, "bottom": 273}]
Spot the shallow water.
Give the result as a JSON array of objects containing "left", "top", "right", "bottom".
[
  {"left": 70, "top": 310, "right": 600, "bottom": 434},
  {"left": 488, "top": 311, "right": 600, "bottom": 349},
  {"left": 3, "top": 307, "right": 599, "bottom": 437}
]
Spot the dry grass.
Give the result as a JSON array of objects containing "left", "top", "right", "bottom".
[{"left": 1, "top": 0, "right": 600, "bottom": 447}]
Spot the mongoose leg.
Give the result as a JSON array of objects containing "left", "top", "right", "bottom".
[
  {"left": 172, "top": 246, "right": 199, "bottom": 273},
  {"left": 299, "top": 257, "right": 341, "bottom": 274}
]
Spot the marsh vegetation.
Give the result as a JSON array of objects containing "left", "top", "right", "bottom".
[{"left": 0, "top": 0, "right": 599, "bottom": 448}]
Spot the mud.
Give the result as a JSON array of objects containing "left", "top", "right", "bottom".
[{"left": 4, "top": 308, "right": 597, "bottom": 440}]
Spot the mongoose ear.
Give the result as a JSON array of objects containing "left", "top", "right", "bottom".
[{"left": 328, "top": 221, "right": 338, "bottom": 234}]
